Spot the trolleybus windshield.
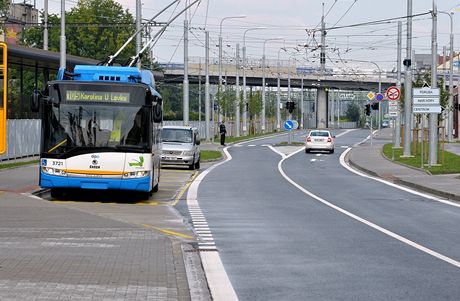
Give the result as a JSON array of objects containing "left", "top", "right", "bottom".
[{"left": 43, "top": 82, "right": 151, "bottom": 158}]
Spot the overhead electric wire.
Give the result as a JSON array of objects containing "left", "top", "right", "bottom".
[
  {"left": 330, "top": 0, "right": 358, "bottom": 28},
  {"left": 323, "top": 11, "right": 432, "bottom": 31}
]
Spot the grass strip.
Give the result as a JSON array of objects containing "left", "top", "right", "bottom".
[
  {"left": 0, "top": 160, "right": 39, "bottom": 170},
  {"left": 382, "top": 143, "right": 460, "bottom": 175},
  {"left": 201, "top": 150, "right": 222, "bottom": 161}
]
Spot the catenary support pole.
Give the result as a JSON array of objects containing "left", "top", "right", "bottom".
[
  {"left": 403, "top": 0, "right": 413, "bottom": 157},
  {"left": 395, "top": 21, "right": 402, "bottom": 148},
  {"left": 429, "top": 0, "right": 438, "bottom": 166},
  {"left": 205, "top": 31, "right": 210, "bottom": 141},
  {"left": 60, "top": 0, "right": 66, "bottom": 69},
  {"left": 183, "top": 1, "right": 189, "bottom": 126}
]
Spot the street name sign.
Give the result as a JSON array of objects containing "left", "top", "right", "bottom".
[
  {"left": 413, "top": 106, "right": 442, "bottom": 113},
  {"left": 413, "top": 87, "right": 440, "bottom": 97},
  {"left": 413, "top": 97, "right": 440, "bottom": 105}
]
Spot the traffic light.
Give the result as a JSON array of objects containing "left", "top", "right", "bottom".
[
  {"left": 286, "top": 101, "right": 296, "bottom": 113},
  {"left": 371, "top": 102, "right": 379, "bottom": 110},
  {"left": 365, "top": 104, "right": 371, "bottom": 116}
]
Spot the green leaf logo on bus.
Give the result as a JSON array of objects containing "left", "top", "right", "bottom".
[{"left": 129, "top": 156, "right": 144, "bottom": 167}]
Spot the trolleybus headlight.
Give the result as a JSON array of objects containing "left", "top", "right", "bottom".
[
  {"left": 42, "top": 167, "right": 66, "bottom": 176},
  {"left": 123, "top": 170, "right": 150, "bottom": 178}
]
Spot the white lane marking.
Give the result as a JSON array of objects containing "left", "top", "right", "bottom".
[
  {"left": 186, "top": 146, "right": 238, "bottom": 301},
  {"left": 339, "top": 148, "right": 460, "bottom": 208},
  {"left": 268, "top": 139, "right": 460, "bottom": 269},
  {"left": 310, "top": 159, "right": 317, "bottom": 162}
]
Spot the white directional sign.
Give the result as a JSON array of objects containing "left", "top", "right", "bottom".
[
  {"left": 412, "top": 87, "right": 441, "bottom": 114},
  {"left": 413, "top": 106, "right": 442, "bottom": 113},
  {"left": 413, "top": 97, "right": 440, "bottom": 105},
  {"left": 413, "top": 88, "right": 440, "bottom": 97}
]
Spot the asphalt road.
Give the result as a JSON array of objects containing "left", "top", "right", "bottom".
[{"left": 192, "top": 129, "right": 460, "bottom": 301}]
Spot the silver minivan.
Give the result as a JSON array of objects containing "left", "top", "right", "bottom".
[{"left": 160, "top": 126, "right": 200, "bottom": 169}]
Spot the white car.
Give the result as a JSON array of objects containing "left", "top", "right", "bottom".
[{"left": 305, "top": 130, "right": 335, "bottom": 154}]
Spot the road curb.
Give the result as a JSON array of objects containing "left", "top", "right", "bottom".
[{"left": 346, "top": 148, "right": 460, "bottom": 203}]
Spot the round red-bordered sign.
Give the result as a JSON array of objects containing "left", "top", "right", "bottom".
[{"left": 386, "top": 86, "right": 400, "bottom": 101}]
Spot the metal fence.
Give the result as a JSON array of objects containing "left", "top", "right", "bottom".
[
  {"left": 1, "top": 119, "right": 358, "bottom": 161},
  {"left": 1, "top": 119, "right": 41, "bottom": 161}
]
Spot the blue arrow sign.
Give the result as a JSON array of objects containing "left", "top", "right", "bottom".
[{"left": 284, "top": 120, "right": 294, "bottom": 131}]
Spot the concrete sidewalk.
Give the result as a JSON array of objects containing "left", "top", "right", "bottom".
[{"left": 347, "top": 128, "right": 460, "bottom": 202}]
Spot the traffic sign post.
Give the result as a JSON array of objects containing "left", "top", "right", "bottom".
[
  {"left": 284, "top": 120, "right": 296, "bottom": 145},
  {"left": 283, "top": 120, "right": 294, "bottom": 131}
]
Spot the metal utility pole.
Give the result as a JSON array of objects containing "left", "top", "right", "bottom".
[
  {"left": 320, "top": 2, "right": 326, "bottom": 75},
  {"left": 243, "top": 27, "right": 266, "bottom": 136},
  {"left": 395, "top": 21, "right": 402, "bottom": 148},
  {"left": 205, "top": 31, "right": 210, "bottom": 141},
  {"left": 276, "top": 47, "right": 285, "bottom": 132},
  {"left": 429, "top": 0, "right": 438, "bottom": 166},
  {"left": 219, "top": 15, "right": 246, "bottom": 124},
  {"left": 262, "top": 37, "right": 283, "bottom": 133},
  {"left": 439, "top": 11, "right": 454, "bottom": 141},
  {"left": 43, "top": 0, "right": 48, "bottom": 50},
  {"left": 300, "top": 78, "right": 304, "bottom": 129},
  {"left": 183, "top": 1, "right": 189, "bottom": 126},
  {"left": 198, "top": 58, "right": 202, "bottom": 122},
  {"left": 262, "top": 51, "right": 266, "bottom": 133},
  {"left": 448, "top": 12, "right": 454, "bottom": 142},
  {"left": 276, "top": 54, "right": 281, "bottom": 131},
  {"left": 403, "top": 0, "right": 413, "bottom": 157},
  {"left": 235, "top": 43, "right": 241, "bottom": 137},
  {"left": 136, "top": 0, "right": 142, "bottom": 69},
  {"left": 60, "top": 0, "right": 66, "bottom": 69}
]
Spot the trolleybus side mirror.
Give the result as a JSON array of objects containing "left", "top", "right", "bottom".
[
  {"left": 31, "top": 89, "right": 41, "bottom": 112},
  {"left": 152, "top": 95, "right": 163, "bottom": 123}
]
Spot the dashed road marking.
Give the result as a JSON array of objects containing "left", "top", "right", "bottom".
[
  {"left": 269, "top": 130, "right": 460, "bottom": 270},
  {"left": 186, "top": 146, "right": 238, "bottom": 301}
]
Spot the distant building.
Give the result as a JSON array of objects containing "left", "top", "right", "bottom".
[
  {"left": 0, "top": 1, "right": 39, "bottom": 44},
  {"left": 413, "top": 53, "right": 438, "bottom": 72}
]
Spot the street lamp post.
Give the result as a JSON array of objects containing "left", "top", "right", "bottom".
[
  {"left": 439, "top": 10, "right": 454, "bottom": 141},
  {"left": 343, "top": 59, "right": 381, "bottom": 142},
  {"left": 243, "top": 27, "right": 267, "bottom": 135},
  {"left": 262, "top": 37, "right": 283, "bottom": 133},
  {"left": 277, "top": 47, "right": 286, "bottom": 131},
  {"left": 219, "top": 15, "right": 246, "bottom": 123}
]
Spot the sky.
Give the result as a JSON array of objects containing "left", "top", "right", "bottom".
[{"left": 33, "top": 0, "right": 460, "bottom": 72}]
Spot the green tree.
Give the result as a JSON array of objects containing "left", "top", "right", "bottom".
[
  {"left": 345, "top": 101, "right": 361, "bottom": 122},
  {"left": 248, "top": 90, "right": 262, "bottom": 118},
  {"left": 0, "top": 0, "right": 10, "bottom": 36},
  {"left": 22, "top": 0, "right": 136, "bottom": 63}
]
